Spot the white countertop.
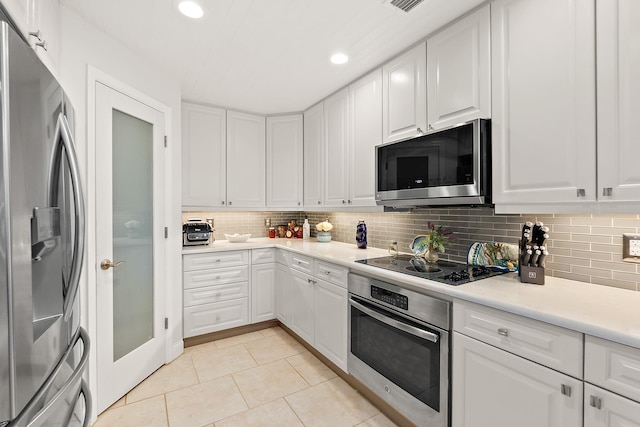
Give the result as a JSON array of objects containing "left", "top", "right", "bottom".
[{"left": 183, "top": 238, "right": 640, "bottom": 349}]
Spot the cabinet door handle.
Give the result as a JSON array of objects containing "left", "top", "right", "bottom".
[
  {"left": 589, "top": 395, "right": 602, "bottom": 409},
  {"left": 317, "top": 200, "right": 321, "bottom": 205},
  {"left": 497, "top": 328, "right": 509, "bottom": 337},
  {"left": 342, "top": 200, "right": 346, "bottom": 204},
  {"left": 561, "top": 384, "right": 572, "bottom": 397},
  {"left": 221, "top": 201, "right": 225, "bottom": 205},
  {"left": 228, "top": 201, "right": 232, "bottom": 206},
  {"left": 576, "top": 189, "right": 586, "bottom": 197},
  {"left": 602, "top": 187, "right": 613, "bottom": 197}
]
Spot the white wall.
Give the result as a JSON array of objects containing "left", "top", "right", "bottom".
[{"left": 59, "top": 6, "right": 183, "bottom": 421}]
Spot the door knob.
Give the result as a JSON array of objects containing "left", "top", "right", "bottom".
[{"left": 100, "top": 259, "right": 125, "bottom": 270}]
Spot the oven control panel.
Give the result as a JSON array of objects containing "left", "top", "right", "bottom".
[{"left": 371, "top": 285, "right": 408, "bottom": 310}]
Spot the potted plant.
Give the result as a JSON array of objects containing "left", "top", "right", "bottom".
[
  {"left": 410, "top": 221, "right": 456, "bottom": 263},
  {"left": 315, "top": 219, "right": 333, "bottom": 242}
]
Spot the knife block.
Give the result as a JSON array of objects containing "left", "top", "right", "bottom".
[{"left": 519, "top": 253, "right": 545, "bottom": 285}]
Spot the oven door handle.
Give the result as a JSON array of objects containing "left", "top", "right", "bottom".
[{"left": 350, "top": 298, "right": 439, "bottom": 343}]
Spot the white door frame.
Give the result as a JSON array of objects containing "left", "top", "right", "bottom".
[{"left": 85, "top": 66, "right": 174, "bottom": 417}]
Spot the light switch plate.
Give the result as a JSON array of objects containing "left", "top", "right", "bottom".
[{"left": 622, "top": 233, "right": 640, "bottom": 263}]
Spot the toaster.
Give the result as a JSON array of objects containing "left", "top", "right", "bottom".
[{"left": 182, "top": 221, "right": 213, "bottom": 246}]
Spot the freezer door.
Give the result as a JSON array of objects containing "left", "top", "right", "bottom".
[
  {"left": 0, "top": 21, "right": 85, "bottom": 423},
  {"left": 9, "top": 328, "right": 91, "bottom": 427}
]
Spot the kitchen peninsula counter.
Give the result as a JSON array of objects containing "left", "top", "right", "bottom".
[{"left": 183, "top": 238, "right": 640, "bottom": 349}]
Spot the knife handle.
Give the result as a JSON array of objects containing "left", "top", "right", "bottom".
[
  {"left": 538, "top": 251, "right": 548, "bottom": 268},
  {"left": 522, "top": 249, "right": 532, "bottom": 266},
  {"left": 531, "top": 249, "right": 541, "bottom": 266}
]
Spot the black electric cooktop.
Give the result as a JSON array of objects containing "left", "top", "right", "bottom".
[{"left": 355, "top": 254, "right": 510, "bottom": 285}]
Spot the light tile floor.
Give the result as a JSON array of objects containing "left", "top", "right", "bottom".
[{"left": 94, "top": 327, "right": 399, "bottom": 427}]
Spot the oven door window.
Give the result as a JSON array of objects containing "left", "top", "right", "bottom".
[{"left": 350, "top": 300, "right": 441, "bottom": 411}]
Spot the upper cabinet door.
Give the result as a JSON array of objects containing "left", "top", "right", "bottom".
[
  {"left": 324, "top": 88, "right": 350, "bottom": 207},
  {"left": 596, "top": 0, "right": 640, "bottom": 204},
  {"left": 427, "top": 5, "right": 490, "bottom": 130},
  {"left": 349, "top": 69, "right": 382, "bottom": 207},
  {"left": 382, "top": 42, "right": 427, "bottom": 144},
  {"left": 226, "top": 111, "right": 266, "bottom": 208},
  {"left": 266, "top": 114, "right": 303, "bottom": 208},
  {"left": 181, "top": 102, "right": 226, "bottom": 208},
  {"left": 491, "top": 0, "right": 596, "bottom": 208},
  {"left": 304, "top": 102, "right": 324, "bottom": 207}
]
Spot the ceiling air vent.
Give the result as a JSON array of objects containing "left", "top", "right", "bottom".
[{"left": 384, "top": 0, "right": 425, "bottom": 13}]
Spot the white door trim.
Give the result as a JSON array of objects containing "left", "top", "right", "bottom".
[{"left": 85, "top": 66, "right": 174, "bottom": 418}]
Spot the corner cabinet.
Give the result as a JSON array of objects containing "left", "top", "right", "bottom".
[
  {"left": 303, "top": 102, "right": 324, "bottom": 207},
  {"left": 382, "top": 42, "right": 427, "bottom": 144},
  {"left": 596, "top": 0, "right": 640, "bottom": 205},
  {"left": 266, "top": 114, "right": 303, "bottom": 208},
  {"left": 491, "top": 0, "right": 597, "bottom": 208},
  {"left": 181, "top": 102, "right": 227, "bottom": 208},
  {"left": 426, "top": 5, "right": 490, "bottom": 130},
  {"left": 226, "top": 111, "right": 266, "bottom": 208}
]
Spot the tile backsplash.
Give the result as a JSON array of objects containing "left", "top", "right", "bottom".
[{"left": 183, "top": 208, "right": 640, "bottom": 292}]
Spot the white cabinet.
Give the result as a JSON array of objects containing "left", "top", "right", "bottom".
[
  {"left": 2, "top": 0, "right": 60, "bottom": 76},
  {"left": 303, "top": 102, "right": 324, "bottom": 207},
  {"left": 275, "top": 262, "right": 291, "bottom": 324},
  {"left": 596, "top": 0, "right": 640, "bottom": 204},
  {"left": 266, "top": 114, "right": 303, "bottom": 208},
  {"left": 251, "top": 263, "right": 275, "bottom": 323},
  {"left": 289, "top": 268, "right": 315, "bottom": 344},
  {"left": 584, "top": 383, "right": 640, "bottom": 427},
  {"left": 183, "top": 251, "right": 250, "bottom": 338},
  {"left": 382, "top": 42, "right": 427, "bottom": 144},
  {"left": 226, "top": 110, "right": 266, "bottom": 208},
  {"left": 349, "top": 69, "right": 382, "bottom": 207},
  {"left": 426, "top": 5, "right": 490, "bottom": 130},
  {"left": 323, "top": 88, "right": 350, "bottom": 207},
  {"left": 181, "top": 102, "right": 226, "bottom": 208},
  {"left": 285, "top": 255, "right": 348, "bottom": 371},
  {"left": 584, "top": 335, "right": 640, "bottom": 426},
  {"left": 452, "top": 300, "right": 584, "bottom": 427},
  {"left": 452, "top": 332, "right": 583, "bottom": 427},
  {"left": 491, "top": 0, "right": 596, "bottom": 208}
]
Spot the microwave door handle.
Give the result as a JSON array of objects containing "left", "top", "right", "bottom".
[
  {"left": 350, "top": 298, "right": 439, "bottom": 343},
  {"left": 49, "top": 112, "right": 86, "bottom": 321}
]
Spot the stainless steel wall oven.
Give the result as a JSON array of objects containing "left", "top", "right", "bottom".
[{"left": 348, "top": 273, "right": 450, "bottom": 427}]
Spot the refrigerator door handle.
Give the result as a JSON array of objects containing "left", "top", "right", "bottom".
[
  {"left": 59, "top": 380, "right": 92, "bottom": 427},
  {"left": 48, "top": 112, "right": 86, "bottom": 322},
  {"left": 11, "top": 327, "right": 90, "bottom": 427}
]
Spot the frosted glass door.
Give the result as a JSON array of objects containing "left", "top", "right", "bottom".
[{"left": 111, "top": 109, "right": 154, "bottom": 361}]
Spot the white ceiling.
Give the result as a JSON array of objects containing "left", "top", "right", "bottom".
[{"left": 60, "top": 0, "right": 486, "bottom": 114}]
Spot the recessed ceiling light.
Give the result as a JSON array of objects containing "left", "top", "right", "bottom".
[
  {"left": 178, "top": 0, "right": 204, "bottom": 19},
  {"left": 330, "top": 53, "right": 349, "bottom": 65}
]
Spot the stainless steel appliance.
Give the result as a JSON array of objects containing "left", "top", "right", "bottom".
[
  {"left": 0, "top": 14, "right": 90, "bottom": 427},
  {"left": 376, "top": 119, "right": 491, "bottom": 208},
  {"left": 355, "top": 254, "right": 510, "bottom": 285},
  {"left": 182, "top": 221, "right": 213, "bottom": 246},
  {"left": 348, "top": 273, "right": 450, "bottom": 427}
]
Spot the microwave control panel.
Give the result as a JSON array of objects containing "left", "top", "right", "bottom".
[{"left": 371, "top": 285, "right": 408, "bottom": 310}]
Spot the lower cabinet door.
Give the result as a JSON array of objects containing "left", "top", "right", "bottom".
[
  {"left": 275, "top": 263, "right": 291, "bottom": 324},
  {"left": 452, "top": 332, "right": 583, "bottom": 427},
  {"left": 251, "top": 263, "right": 275, "bottom": 323},
  {"left": 584, "top": 383, "right": 640, "bottom": 427},
  {"left": 313, "top": 278, "right": 348, "bottom": 372},
  {"left": 289, "top": 269, "right": 315, "bottom": 345},
  {"left": 183, "top": 298, "right": 249, "bottom": 338}
]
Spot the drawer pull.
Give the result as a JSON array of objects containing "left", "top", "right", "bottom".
[
  {"left": 561, "top": 384, "right": 572, "bottom": 397},
  {"left": 589, "top": 395, "right": 602, "bottom": 410},
  {"left": 497, "top": 328, "right": 509, "bottom": 337},
  {"left": 215, "top": 314, "right": 221, "bottom": 321},
  {"left": 324, "top": 271, "right": 330, "bottom": 275}
]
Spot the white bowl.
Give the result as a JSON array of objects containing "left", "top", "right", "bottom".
[{"left": 224, "top": 233, "right": 251, "bottom": 243}]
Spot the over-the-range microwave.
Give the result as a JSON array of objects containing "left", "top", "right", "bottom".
[{"left": 375, "top": 119, "right": 491, "bottom": 208}]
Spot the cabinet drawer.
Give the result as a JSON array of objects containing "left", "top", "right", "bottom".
[
  {"left": 585, "top": 335, "right": 640, "bottom": 402},
  {"left": 184, "top": 282, "right": 249, "bottom": 307},
  {"left": 314, "top": 261, "right": 348, "bottom": 288},
  {"left": 453, "top": 300, "right": 583, "bottom": 378},
  {"left": 290, "top": 253, "right": 313, "bottom": 274},
  {"left": 252, "top": 248, "right": 275, "bottom": 264},
  {"left": 183, "top": 265, "right": 249, "bottom": 289},
  {"left": 183, "top": 250, "right": 249, "bottom": 271},
  {"left": 276, "top": 248, "right": 291, "bottom": 265},
  {"left": 183, "top": 298, "right": 249, "bottom": 338}
]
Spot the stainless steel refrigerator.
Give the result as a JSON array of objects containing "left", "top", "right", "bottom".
[{"left": 0, "top": 14, "right": 90, "bottom": 427}]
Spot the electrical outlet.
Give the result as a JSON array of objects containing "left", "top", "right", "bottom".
[{"left": 622, "top": 233, "right": 640, "bottom": 263}]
